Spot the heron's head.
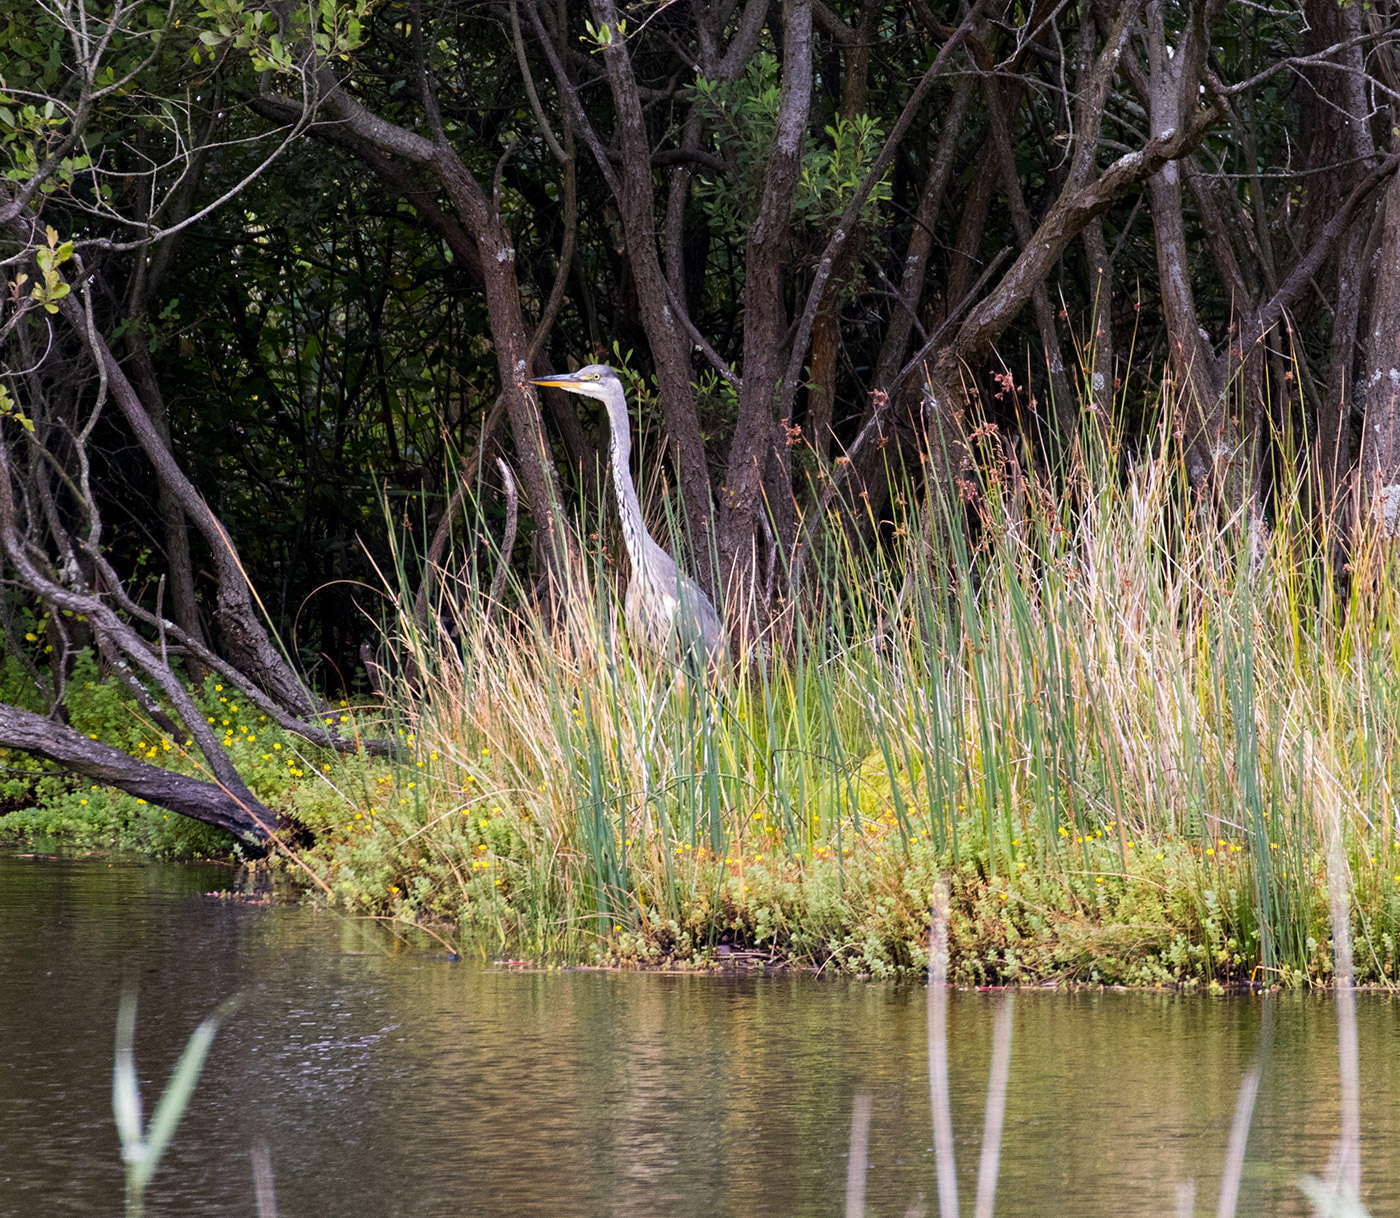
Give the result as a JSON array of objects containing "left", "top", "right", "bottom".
[{"left": 528, "top": 364, "right": 622, "bottom": 403}]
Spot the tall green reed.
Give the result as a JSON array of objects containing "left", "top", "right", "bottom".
[{"left": 368, "top": 392, "right": 1400, "bottom": 977}]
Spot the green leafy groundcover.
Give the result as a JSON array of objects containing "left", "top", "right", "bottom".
[{"left": 0, "top": 650, "right": 353, "bottom": 859}]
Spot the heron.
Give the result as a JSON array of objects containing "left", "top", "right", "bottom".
[{"left": 528, "top": 365, "right": 725, "bottom": 665}]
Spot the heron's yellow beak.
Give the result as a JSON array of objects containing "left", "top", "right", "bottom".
[{"left": 528, "top": 376, "right": 578, "bottom": 389}]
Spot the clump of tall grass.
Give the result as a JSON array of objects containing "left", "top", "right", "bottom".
[{"left": 350, "top": 401, "right": 1400, "bottom": 983}]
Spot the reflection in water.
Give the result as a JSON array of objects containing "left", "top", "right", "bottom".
[{"left": 1, "top": 852, "right": 1396, "bottom": 1217}]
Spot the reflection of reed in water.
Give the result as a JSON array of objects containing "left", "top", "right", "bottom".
[
  {"left": 842, "top": 871, "right": 1370, "bottom": 1218},
  {"left": 98, "top": 847, "right": 1373, "bottom": 1218}
]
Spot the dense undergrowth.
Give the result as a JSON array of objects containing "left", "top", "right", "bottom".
[
  {"left": 5, "top": 413, "right": 1400, "bottom": 987},
  {"left": 0, "top": 649, "right": 375, "bottom": 858}
]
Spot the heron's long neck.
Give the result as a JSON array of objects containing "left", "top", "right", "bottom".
[{"left": 605, "top": 395, "right": 656, "bottom": 579}]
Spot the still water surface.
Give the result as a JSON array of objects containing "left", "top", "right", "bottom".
[{"left": 2, "top": 852, "right": 1398, "bottom": 1217}]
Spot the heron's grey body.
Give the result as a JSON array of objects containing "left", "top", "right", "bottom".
[{"left": 529, "top": 365, "right": 725, "bottom": 664}]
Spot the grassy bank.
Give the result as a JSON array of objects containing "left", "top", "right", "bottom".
[
  {"left": 6, "top": 416, "right": 1400, "bottom": 986},
  {"left": 310, "top": 414, "right": 1400, "bottom": 986}
]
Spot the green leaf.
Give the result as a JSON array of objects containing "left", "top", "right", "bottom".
[
  {"left": 127, "top": 996, "right": 241, "bottom": 1191},
  {"left": 34, "top": 281, "right": 69, "bottom": 311}
]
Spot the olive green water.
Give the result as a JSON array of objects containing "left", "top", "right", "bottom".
[{"left": 2, "top": 852, "right": 1398, "bottom": 1217}]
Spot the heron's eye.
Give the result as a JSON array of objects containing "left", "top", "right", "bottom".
[{"left": 586, "top": 374, "right": 600, "bottom": 381}]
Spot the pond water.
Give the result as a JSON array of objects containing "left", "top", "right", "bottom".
[{"left": 1, "top": 851, "right": 1398, "bottom": 1218}]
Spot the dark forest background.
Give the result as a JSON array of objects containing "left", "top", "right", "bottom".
[{"left": 2, "top": 0, "right": 1399, "bottom": 699}]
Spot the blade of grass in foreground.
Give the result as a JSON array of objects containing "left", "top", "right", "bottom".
[
  {"left": 973, "top": 995, "right": 1013, "bottom": 1218},
  {"left": 928, "top": 885, "right": 958, "bottom": 1218},
  {"left": 113, "top": 990, "right": 239, "bottom": 1217},
  {"left": 844, "top": 1093, "right": 872, "bottom": 1218}
]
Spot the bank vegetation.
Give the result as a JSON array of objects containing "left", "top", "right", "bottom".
[{"left": 3, "top": 0, "right": 1400, "bottom": 982}]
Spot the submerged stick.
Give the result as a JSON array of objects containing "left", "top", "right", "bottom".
[{"left": 928, "top": 884, "right": 958, "bottom": 1218}]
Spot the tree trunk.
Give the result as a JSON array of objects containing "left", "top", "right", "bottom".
[
  {"left": 428, "top": 150, "right": 572, "bottom": 577},
  {"left": 1083, "top": 216, "right": 1114, "bottom": 420},
  {"left": 1362, "top": 169, "right": 1400, "bottom": 534},
  {"left": 1321, "top": 217, "right": 1370, "bottom": 502},
  {"left": 808, "top": 300, "right": 840, "bottom": 468},
  {"left": 0, "top": 703, "right": 273, "bottom": 845},
  {"left": 586, "top": 0, "right": 719, "bottom": 587},
  {"left": 718, "top": 0, "right": 815, "bottom": 600},
  {"left": 1304, "top": 0, "right": 1379, "bottom": 505},
  {"left": 1143, "top": 0, "right": 1230, "bottom": 488}
]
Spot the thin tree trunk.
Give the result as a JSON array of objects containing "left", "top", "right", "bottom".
[
  {"left": 54, "top": 292, "right": 317, "bottom": 716},
  {"left": 873, "top": 71, "right": 976, "bottom": 390},
  {"left": 584, "top": 0, "right": 719, "bottom": 585},
  {"left": 1308, "top": 0, "right": 1379, "bottom": 505},
  {"left": 1362, "top": 167, "right": 1400, "bottom": 534},
  {"left": 944, "top": 160, "right": 995, "bottom": 330},
  {"left": 429, "top": 150, "right": 572, "bottom": 575},
  {"left": 841, "top": 75, "right": 973, "bottom": 537},
  {"left": 1143, "top": 0, "right": 1229, "bottom": 488},
  {"left": 1322, "top": 219, "right": 1369, "bottom": 502},
  {"left": 807, "top": 0, "right": 881, "bottom": 467},
  {"left": 124, "top": 336, "right": 205, "bottom": 657},
  {"left": 718, "top": 0, "right": 816, "bottom": 599},
  {"left": 119, "top": 112, "right": 216, "bottom": 670},
  {"left": 1083, "top": 216, "right": 1114, "bottom": 420},
  {"left": 981, "top": 64, "right": 1075, "bottom": 435}
]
